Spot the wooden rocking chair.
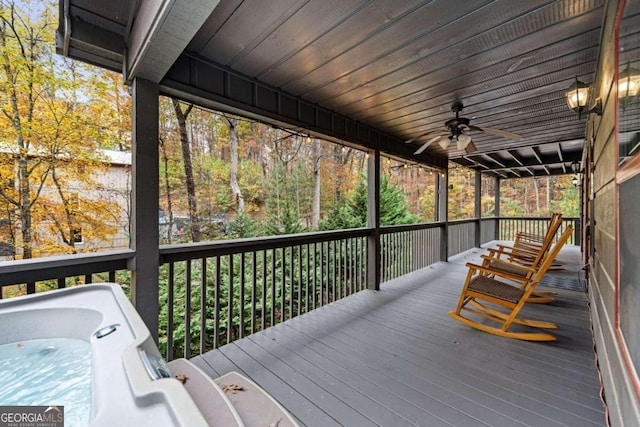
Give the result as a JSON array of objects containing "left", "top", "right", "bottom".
[
  {"left": 493, "top": 213, "right": 562, "bottom": 263},
  {"left": 481, "top": 213, "right": 563, "bottom": 303},
  {"left": 448, "top": 225, "right": 573, "bottom": 341}
]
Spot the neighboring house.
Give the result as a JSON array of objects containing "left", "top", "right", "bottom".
[{"left": 0, "top": 148, "right": 131, "bottom": 259}]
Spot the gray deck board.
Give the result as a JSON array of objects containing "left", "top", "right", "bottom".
[{"left": 192, "top": 244, "right": 606, "bottom": 427}]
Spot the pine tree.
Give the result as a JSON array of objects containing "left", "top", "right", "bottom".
[{"left": 319, "top": 174, "right": 420, "bottom": 230}]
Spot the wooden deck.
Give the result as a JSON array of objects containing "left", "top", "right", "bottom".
[{"left": 191, "top": 244, "right": 606, "bottom": 427}]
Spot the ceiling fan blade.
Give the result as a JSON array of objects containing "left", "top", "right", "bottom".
[
  {"left": 405, "top": 130, "right": 436, "bottom": 144},
  {"left": 414, "top": 135, "right": 445, "bottom": 155},
  {"left": 469, "top": 125, "right": 522, "bottom": 140},
  {"left": 464, "top": 141, "right": 478, "bottom": 154}
]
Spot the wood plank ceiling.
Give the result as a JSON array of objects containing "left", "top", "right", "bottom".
[{"left": 58, "top": 0, "right": 606, "bottom": 177}]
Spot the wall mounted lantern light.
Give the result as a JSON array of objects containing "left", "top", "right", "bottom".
[
  {"left": 571, "top": 161, "right": 581, "bottom": 187},
  {"left": 619, "top": 62, "right": 640, "bottom": 98},
  {"left": 565, "top": 77, "right": 603, "bottom": 117},
  {"left": 571, "top": 161, "right": 581, "bottom": 174}
]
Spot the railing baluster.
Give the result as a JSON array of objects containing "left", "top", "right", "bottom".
[
  {"left": 239, "top": 252, "right": 245, "bottom": 339},
  {"left": 305, "top": 243, "right": 310, "bottom": 314},
  {"left": 167, "top": 262, "right": 175, "bottom": 361},
  {"left": 271, "top": 248, "right": 276, "bottom": 326},
  {"left": 331, "top": 240, "right": 336, "bottom": 303},
  {"left": 320, "top": 241, "right": 325, "bottom": 306},
  {"left": 214, "top": 256, "right": 221, "bottom": 349},
  {"left": 184, "top": 260, "right": 192, "bottom": 359},
  {"left": 312, "top": 243, "right": 317, "bottom": 310},
  {"left": 251, "top": 251, "right": 257, "bottom": 335},
  {"left": 280, "top": 247, "right": 286, "bottom": 323},
  {"left": 227, "top": 254, "right": 234, "bottom": 344},
  {"left": 261, "top": 250, "right": 267, "bottom": 332},
  {"left": 200, "top": 257, "right": 207, "bottom": 354},
  {"left": 297, "top": 245, "right": 302, "bottom": 317}
]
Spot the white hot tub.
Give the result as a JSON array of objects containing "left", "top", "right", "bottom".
[{"left": 0, "top": 283, "right": 209, "bottom": 426}]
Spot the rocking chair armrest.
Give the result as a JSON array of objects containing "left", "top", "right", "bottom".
[
  {"left": 495, "top": 243, "right": 537, "bottom": 254},
  {"left": 479, "top": 256, "right": 535, "bottom": 273},
  {"left": 489, "top": 246, "right": 538, "bottom": 258},
  {"left": 465, "top": 262, "right": 534, "bottom": 283}
]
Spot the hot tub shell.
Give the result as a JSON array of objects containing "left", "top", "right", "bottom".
[{"left": 0, "top": 283, "right": 210, "bottom": 426}]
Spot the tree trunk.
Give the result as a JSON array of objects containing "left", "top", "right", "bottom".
[
  {"left": 312, "top": 138, "right": 321, "bottom": 229},
  {"left": 546, "top": 176, "right": 551, "bottom": 215},
  {"left": 159, "top": 137, "right": 174, "bottom": 243},
  {"left": 171, "top": 99, "right": 200, "bottom": 242},
  {"left": 224, "top": 115, "right": 245, "bottom": 213},
  {"left": 18, "top": 154, "right": 33, "bottom": 259},
  {"left": 533, "top": 178, "right": 540, "bottom": 213}
]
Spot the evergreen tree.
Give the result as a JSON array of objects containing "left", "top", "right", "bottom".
[
  {"left": 226, "top": 211, "right": 258, "bottom": 238},
  {"left": 320, "top": 174, "right": 420, "bottom": 230}
]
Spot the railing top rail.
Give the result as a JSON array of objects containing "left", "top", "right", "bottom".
[
  {"left": 497, "top": 216, "right": 579, "bottom": 221},
  {"left": 447, "top": 218, "right": 478, "bottom": 225},
  {"left": 159, "top": 227, "right": 371, "bottom": 263},
  {"left": 0, "top": 249, "right": 135, "bottom": 287},
  {"left": 380, "top": 221, "right": 444, "bottom": 234}
]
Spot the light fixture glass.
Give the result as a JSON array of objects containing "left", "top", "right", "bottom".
[
  {"left": 618, "top": 63, "right": 640, "bottom": 98},
  {"left": 571, "top": 161, "right": 581, "bottom": 174},
  {"left": 438, "top": 136, "right": 451, "bottom": 149},
  {"left": 565, "top": 79, "right": 590, "bottom": 112},
  {"left": 456, "top": 133, "right": 472, "bottom": 150},
  {"left": 572, "top": 176, "right": 579, "bottom": 187}
]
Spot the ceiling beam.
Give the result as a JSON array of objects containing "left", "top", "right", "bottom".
[
  {"left": 463, "top": 155, "right": 493, "bottom": 170},
  {"left": 506, "top": 150, "right": 525, "bottom": 166},
  {"left": 125, "top": 0, "right": 221, "bottom": 83},
  {"left": 483, "top": 153, "right": 507, "bottom": 168},
  {"left": 531, "top": 146, "right": 543, "bottom": 164},
  {"left": 162, "top": 54, "right": 447, "bottom": 169},
  {"left": 557, "top": 143, "right": 564, "bottom": 162}
]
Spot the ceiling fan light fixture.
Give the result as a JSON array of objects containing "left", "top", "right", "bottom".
[
  {"left": 439, "top": 137, "right": 451, "bottom": 150},
  {"left": 457, "top": 133, "right": 472, "bottom": 150}
]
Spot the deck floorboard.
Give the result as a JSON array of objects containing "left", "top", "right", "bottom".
[{"left": 193, "top": 244, "right": 606, "bottom": 427}]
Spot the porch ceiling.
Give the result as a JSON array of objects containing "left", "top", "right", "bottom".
[{"left": 57, "top": 0, "right": 605, "bottom": 178}]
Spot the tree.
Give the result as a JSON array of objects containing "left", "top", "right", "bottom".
[
  {"left": 320, "top": 174, "right": 420, "bottom": 230},
  {"left": 171, "top": 99, "right": 200, "bottom": 242},
  {"left": 0, "top": 1, "right": 122, "bottom": 258},
  {"left": 223, "top": 114, "right": 245, "bottom": 213},
  {"left": 311, "top": 138, "right": 321, "bottom": 228}
]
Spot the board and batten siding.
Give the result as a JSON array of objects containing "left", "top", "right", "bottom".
[{"left": 587, "top": 1, "right": 640, "bottom": 425}]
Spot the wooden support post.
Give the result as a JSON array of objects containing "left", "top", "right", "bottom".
[
  {"left": 475, "top": 171, "right": 482, "bottom": 247},
  {"left": 437, "top": 170, "right": 448, "bottom": 262},
  {"left": 130, "top": 78, "right": 160, "bottom": 342},
  {"left": 366, "top": 150, "right": 381, "bottom": 290}
]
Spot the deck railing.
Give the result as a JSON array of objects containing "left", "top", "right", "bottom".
[
  {"left": 499, "top": 216, "right": 580, "bottom": 245},
  {"left": 0, "top": 216, "right": 579, "bottom": 359},
  {"left": 448, "top": 219, "right": 478, "bottom": 257},
  {"left": 0, "top": 250, "right": 134, "bottom": 298},
  {"left": 158, "top": 229, "right": 371, "bottom": 359},
  {"left": 159, "top": 222, "right": 447, "bottom": 359},
  {"left": 380, "top": 222, "right": 443, "bottom": 282}
]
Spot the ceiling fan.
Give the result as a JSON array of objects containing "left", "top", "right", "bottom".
[{"left": 408, "top": 101, "right": 522, "bottom": 155}]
